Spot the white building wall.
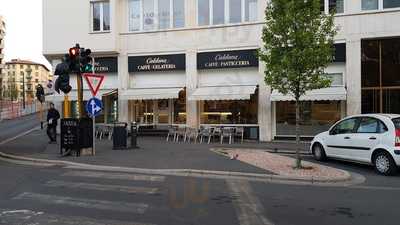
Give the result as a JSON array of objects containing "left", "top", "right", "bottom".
[{"left": 43, "top": 0, "right": 400, "bottom": 140}]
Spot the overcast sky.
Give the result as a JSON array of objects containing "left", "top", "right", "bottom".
[{"left": 0, "top": 0, "right": 51, "bottom": 69}]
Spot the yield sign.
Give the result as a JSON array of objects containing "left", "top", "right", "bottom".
[{"left": 83, "top": 73, "right": 105, "bottom": 96}]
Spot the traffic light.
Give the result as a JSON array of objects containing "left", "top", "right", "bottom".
[
  {"left": 54, "top": 55, "right": 72, "bottom": 94},
  {"left": 35, "top": 84, "right": 45, "bottom": 103},
  {"left": 68, "top": 45, "right": 81, "bottom": 73},
  {"left": 80, "top": 48, "right": 93, "bottom": 73}
]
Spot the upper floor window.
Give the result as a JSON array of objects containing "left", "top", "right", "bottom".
[
  {"left": 128, "top": 0, "right": 185, "bottom": 32},
  {"left": 362, "top": 0, "right": 400, "bottom": 10},
  {"left": 198, "top": 0, "right": 258, "bottom": 26},
  {"left": 321, "top": 0, "right": 344, "bottom": 14},
  {"left": 325, "top": 73, "right": 343, "bottom": 86},
  {"left": 92, "top": 1, "right": 111, "bottom": 32}
]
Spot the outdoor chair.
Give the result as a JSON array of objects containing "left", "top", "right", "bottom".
[
  {"left": 234, "top": 127, "right": 244, "bottom": 143},
  {"left": 184, "top": 128, "right": 198, "bottom": 143},
  {"left": 175, "top": 127, "right": 186, "bottom": 142},
  {"left": 166, "top": 126, "right": 177, "bottom": 142},
  {"left": 220, "top": 127, "right": 234, "bottom": 144},
  {"left": 199, "top": 127, "right": 213, "bottom": 144},
  {"left": 212, "top": 127, "right": 222, "bottom": 143}
]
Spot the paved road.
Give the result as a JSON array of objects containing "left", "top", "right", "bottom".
[
  {"left": 1, "top": 115, "right": 400, "bottom": 225},
  {"left": 0, "top": 160, "right": 400, "bottom": 225},
  {"left": 0, "top": 113, "right": 41, "bottom": 142}
]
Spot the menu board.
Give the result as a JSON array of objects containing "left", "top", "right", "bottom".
[{"left": 60, "top": 118, "right": 79, "bottom": 150}]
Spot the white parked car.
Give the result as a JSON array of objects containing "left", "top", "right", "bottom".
[{"left": 311, "top": 114, "right": 400, "bottom": 175}]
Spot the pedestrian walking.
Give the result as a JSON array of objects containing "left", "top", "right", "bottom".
[{"left": 47, "top": 103, "right": 60, "bottom": 144}]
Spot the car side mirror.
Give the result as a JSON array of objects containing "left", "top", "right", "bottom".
[{"left": 329, "top": 129, "right": 336, "bottom": 135}]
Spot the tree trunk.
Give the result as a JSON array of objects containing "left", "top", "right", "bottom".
[{"left": 295, "top": 99, "right": 302, "bottom": 169}]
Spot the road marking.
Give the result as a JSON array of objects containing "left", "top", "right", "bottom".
[
  {"left": 46, "top": 180, "right": 159, "bottom": 194},
  {"left": 13, "top": 192, "right": 149, "bottom": 214},
  {"left": 0, "top": 208, "right": 156, "bottom": 225},
  {"left": 227, "top": 180, "right": 274, "bottom": 225},
  {"left": 62, "top": 171, "right": 165, "bottom": 182}
]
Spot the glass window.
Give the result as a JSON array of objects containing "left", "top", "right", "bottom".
[
  {"left": 392, "top": 118, "right": 400, "bottom": 129},
  {"left": 159, "top": 0, "right": 171, "bottom": 29},
  {"left": 92, "top": 2, "right": 101, "bottom": 31},
  {"left": 173, "top": 90, "right": 186, "bottom": 124},
  {"left": 229, "top": 0, "right": 242, "bottom": 23},
  {"left": 362, "top": 0, "right": 379, "bottom": 10},
  {"left": 325, "top": 73, "right": 343, "bottom": 86},
  {"left": 320, "top": 0, "right": 325, "bottom": 12},
  {"left": 381, "top": 39, "right": 400, "bottom": 87},
  {"left": 213, "top": 0, "right": 225, "bottom": 25},
  {"left": 92, "top": 1, "right": 110, "bottom": 32},
  {"left": 143, "top": 0, "right": 156, "bottom": 30},
  {"left": 329, "top": 0, "right": 344, "bottom": 13},
  {"left": 361, "top": 40, "right": 380, "bottom": 87},
  {"left": 173, "top": 0, "right": 185, "bottom": 28},
  {"left": 384, "top": 0, "right": 400, "bottom": 8},
  {"left": 332, "top": 118, "right": 357, "bottom": 135},
  {"left": 244, "top": 0, "right": 257, "bottom": 22},
  {"left": 200, "top": 92, "right": 258, "bottom": 124},
  {"left": 103, "top": 2, "right": 111, "bottom": 31},
  {"left": 357, "top": 117, "right": 379, "bottom": 133},
  {"left": 157, "top": 100, "right": 169, "bottom": 123},
  {"left": 129, "top": 0, "right": 141, "bottom": 31},
  {"left": 276, "top": 101, "right": 341, "bottom": 136},
  {"left": 198, "top": 0, "right": 210, "bottom": 25}
]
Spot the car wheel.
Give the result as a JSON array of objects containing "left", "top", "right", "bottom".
[
  {"left": 373, "top": 151, "right": 397, "bottom": 176},
  {"left": 312, "top": 143, "right": 326, "bottom": 161}
]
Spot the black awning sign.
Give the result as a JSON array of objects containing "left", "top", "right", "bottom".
[
  {"left": 94, "top": 57, "right": 118, "bottom": 73},
  {"left": 128, "top": 54, "right": 186, "bottom": 72},
  {"left": 197, "top": 49, "right": 259, "bottom": 70}
]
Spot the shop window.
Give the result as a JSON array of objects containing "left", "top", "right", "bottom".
[
  {"left": 200, "top": 93, "right": 258, "bottom": 124},
  {"left": 173, "top": 90, "right": 186, "bottom": 124},
  {"left": 128, "top": 0, "right": 185, "bottom": 32},
  {"left": 276, "top": 101, "right": 341, "bottom": 136},
  {"left": 91, "top": 1, "right": 110, "bottom": 32},
  {"left": 325, "top": 73, "right": 343, "bottom": 86},
  {"left": 158, "top": 99, "right": 169, "bottom": 123},
  {"left": 132, "top": 100, "right": 154, "bottom": 124},
  {"left": 362, "top": 38, "right": 400, "bottom": 114}
]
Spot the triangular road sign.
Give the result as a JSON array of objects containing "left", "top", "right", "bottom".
[{"left": 83, "top": 73, "right": 105, "bottom": 96}]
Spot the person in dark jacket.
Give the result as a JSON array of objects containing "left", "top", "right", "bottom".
[{"left": 47, "top": 103, "right": 60, "bottom": 143}]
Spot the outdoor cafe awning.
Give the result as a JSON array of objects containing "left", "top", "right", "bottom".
[
  {"left": 188, "top": 85, "right": 257, "bottom": 101},
  {"left": 270, "top": 86, "right": 347, "bottom": 101},
  {"left": 119, "top": 87, "right": 184, "bottom": 100}
]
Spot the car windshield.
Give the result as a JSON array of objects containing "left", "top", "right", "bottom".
[{"left": 392, "top": 117, "right": 400, "bottom": 129}]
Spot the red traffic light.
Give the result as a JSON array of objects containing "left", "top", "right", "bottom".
[{"left": 69, "top": 47, "right": 80, "bottom": 58}]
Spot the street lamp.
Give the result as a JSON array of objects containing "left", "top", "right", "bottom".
[{"left": 24, "top": 67, "right": 32, "bottom": 109}]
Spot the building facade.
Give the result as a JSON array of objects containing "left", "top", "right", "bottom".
[
  {"left": 43, "top": 0, "right": 400, "bottom": 141},
  {"left": 2, "top": 59, "right": 52, "bottom": 101},
  {"left": 0, "top": 16, "right": 5, "bottom": 93}
]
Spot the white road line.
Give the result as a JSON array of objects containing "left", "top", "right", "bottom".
[
  {"left": 0, "top": 208, "right": 156, "bottom": 225},
  {"left": 45, "top": 180, "right": 159, "bottom": 194},
  {"left": 227, "top": 180, "right": 275, "bottom": 225},
  {"left": 62, "top": 171, "right": 165, "bottom": 182},
  {"left": 13, "top": 192, "right": 149, "bottom": 214}
]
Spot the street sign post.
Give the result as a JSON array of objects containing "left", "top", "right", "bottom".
[
  {"left": 83, "top": 73, "right": 105, "bottom": 96},
  {"left": 86, "top": 97, "right": 102, "bottom": 155}
]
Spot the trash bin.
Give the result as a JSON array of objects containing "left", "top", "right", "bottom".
[
  {"left": 130, "top": 122, "right": 139, "bottom": 149},
  {"left": 113, "top": 122, "right": 127, "bottom": 150}
]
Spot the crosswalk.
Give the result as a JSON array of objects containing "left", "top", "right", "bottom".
[
  {"left": 1, "top": 169, "right": 274, "bottom": 225},
  {"left": 2, "top": 170, "right": 165, "bottom": 225}
]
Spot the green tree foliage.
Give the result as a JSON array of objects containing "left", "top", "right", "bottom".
[{"left": 259, "top": 0, "right": 337, "bottom": 168}]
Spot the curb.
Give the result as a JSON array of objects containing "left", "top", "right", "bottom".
[
  {"left": 210, "top": 148, "right": 352, "bottom": 183},
  {"left": 0, "top": 128, "right": 351, "bottom": 184}
]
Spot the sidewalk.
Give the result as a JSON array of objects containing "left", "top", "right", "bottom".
[{"left": 1, "top": 130, "right": 271, "bottom": 174}]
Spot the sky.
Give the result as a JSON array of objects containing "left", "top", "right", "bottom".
[{"left": 0, "top": 0, "right": 51, "bottom": 69}]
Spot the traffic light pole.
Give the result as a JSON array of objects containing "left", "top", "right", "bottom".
[{"left": 77, "top": 72, "right": 84, "bottom": 118}]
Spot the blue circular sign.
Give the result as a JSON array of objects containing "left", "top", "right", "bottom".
[{"left": 86, "top": 97, "right": 103, "bottom": 117}]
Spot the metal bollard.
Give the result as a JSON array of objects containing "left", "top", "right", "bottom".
[{"left": 130, "top": 122, "right": 139, "bottom": 149}]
